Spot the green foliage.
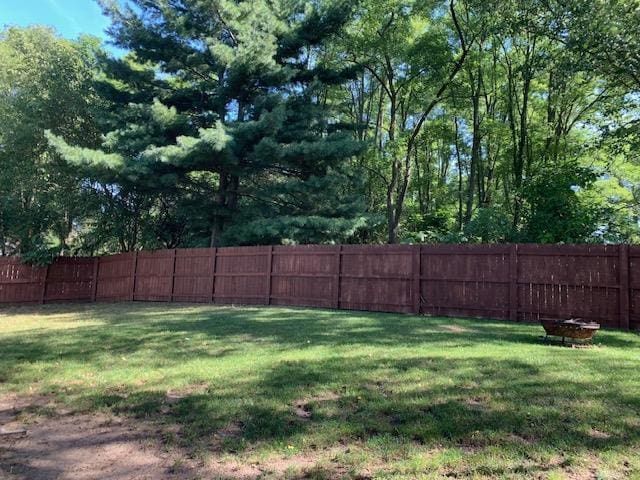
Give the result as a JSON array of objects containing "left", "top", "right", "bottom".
[
  {"left": 464, "top": 207, "right": 514, "bottom": 243},
  {"left": 331, "top": 0, "right": 640, "bottom": 243},
  {"left": 47, "top": 0, "right": 368, "bottom": 251},
  {"left": 521, "top": 162, "right": 602, "bottom": 243},
  {"left": 0, "top": 26, "right": 102, "bottom": 257},
  {"left": 222, "top": 167, "right": 371, "bottom": 245},
  {"left": 3, "top": 0, "right": 640, "bottom": 252}
]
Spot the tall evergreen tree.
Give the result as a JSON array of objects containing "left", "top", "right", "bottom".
[{"left": 50, "top": 0, "right": 367, "bottom": 249}]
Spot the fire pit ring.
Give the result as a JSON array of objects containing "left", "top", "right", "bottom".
[{"left": 540, "top": 318, "right": 600, "bottom": 344}]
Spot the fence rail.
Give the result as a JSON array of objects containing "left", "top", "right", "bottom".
[{"left": 1, "top": 244, "right": 638, "bottom": 330}]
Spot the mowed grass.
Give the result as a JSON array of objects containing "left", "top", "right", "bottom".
[{"left": 1, "top": 303, "right": 639, "bottom": 479}]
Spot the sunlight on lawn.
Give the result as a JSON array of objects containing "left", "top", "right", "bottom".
[{"left": 1, "top": 303, "right": 639, "bottom": 479}]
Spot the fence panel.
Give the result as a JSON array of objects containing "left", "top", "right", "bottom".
[
  {"left": 134, "top": 249, "right": 174, "bottom": 301},
  {"left": 630, "top": 246, "right": 640, "bottom": 330},
  {"left": 95, "top": 252, "right": 135, "bottom": 302},
  {"left": 214, "top": 246, "right": 270, "bottom": 305},
  {"left": 517, "top": 244, "right": 620, "bottom": 327},
  {"left": 44, "top": 257, "right": 94, "bottom": 303},
  {"left": 0, "top": 257, "right": 45, "bottom": 303},
  {"left": 420, "top": 244, "right": 510, "bottom": 319},
  {"left": 339, "top": 245, "right": 413, "bottom": 313},
  {"left": 270, "top": 245, "right": 336, "bottom": 309},
  {"left": 173, "top": 248, "right": 216, "bottom": 303}
]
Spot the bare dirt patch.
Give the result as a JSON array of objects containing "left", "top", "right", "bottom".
[
  {"left": 207, "top": 448, "right": 366, "bottom": 480},
  {"left": 165, "top": 382, "right": 209, "bottom": 404},
  {"left": 464, "top": 397, "right": 485, "bottom": 410},
  {"left": 0, "top": 395, "right": 202, "bottom": 480},
  {"left": 292, "top": 391, "right": 341, "bottom": 421},
  {"left": 440, "top": 325, "right": 477, "bottom": 334},
  {"left": 587, "top": 429, "right": 611, "bottom": 440},
  {"left": 210, "top": 420, "right": 245, "bottom": 451},
  {"left": 1, "top": 394, "right": 370, "bottom": 480}
]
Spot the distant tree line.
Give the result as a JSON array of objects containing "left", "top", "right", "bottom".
[{"left": 1, "top": 0, "right": 639, "bottom": 262}]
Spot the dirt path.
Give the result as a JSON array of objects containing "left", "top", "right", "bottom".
[
  {"left": 0, "top": 395, "right": 201, "bottom": 480},
  {"left": 0, "top": 394, "right": 357, "bottom": 480}
]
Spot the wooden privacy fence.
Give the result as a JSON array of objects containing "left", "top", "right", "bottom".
[{"left": 1, "top": 244, "right": 639, "bottom": 330}]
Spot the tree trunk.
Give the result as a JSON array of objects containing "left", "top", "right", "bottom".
[
  {"left": 464, "top": 65, "right": 482, "bottom": 223},
  {"left": 210, "top": 173, "right": 229, "bottom": 247},
  {"left": 386, "top": 90, "right": 399, "bottom": 244},
  {"left": 454, "top": 117, "right": 464, "bottom": 231}
]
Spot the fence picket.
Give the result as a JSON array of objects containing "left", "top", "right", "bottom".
[
  {"left": 509, "top": 244, "right": 518, "bottom": 322},
  {"left": 619, "top": 244, "right": 630, "bottom": 329},
  {"left": 91, "top": 257, "right": 99, "bottom": 302},
  {"left": 40, "top": 264, "right": 49, "bottom": 304},
  {"left": 130, "top": 251, "right": 138, "bottom": 301}
]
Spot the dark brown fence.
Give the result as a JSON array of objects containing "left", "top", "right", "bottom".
[{"left": 1, "top": 244, "right": 639, "bottom": 330}]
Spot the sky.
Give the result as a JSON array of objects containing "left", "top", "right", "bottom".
[{"left": 0, "top": 0, "right": 118, "bottom": 50}]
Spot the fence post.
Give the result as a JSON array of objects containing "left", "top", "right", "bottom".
[
  {"left": 170, "top": 248, "right": 177, "bottom": 302},
  {"left": 40, "top": 263, "right": 50, "bottom": 304},
  {"left": 412, "top": 245, "right": 421, "bottom": 314},
  {"left": 91, "top": 256, "right": 100, "bottom": 302},
  {"left": 333, "top": 245, "right": 342, "bottom": 309},
  {"left": 509, "top": 244, "right": 518, "bottom": 322},
  {"left": 265, "top": 246, "right": 273, "bottom": 305},
  {"left": 129, "top": 251, "right": 138, "bottom": 302},
  {"left": 619, "top": 244, "right": 630, "bottom": 330},
  {"left": 210, "top": 247, "right": 217, "bottom": 303}
]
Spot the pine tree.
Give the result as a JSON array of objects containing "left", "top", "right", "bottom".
[{"left": 49, "top": 0, "right": 367, "bottom": 249}]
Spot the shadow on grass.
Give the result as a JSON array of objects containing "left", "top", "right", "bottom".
[
  {"left": 1, "top": 304, "right": 637, "bottom": 374},
  {"left": 80, "top": 353, "right": 640, "bottom": 459},
  {"left": 1, "top": 302, "right": 639, "bottom": 476}
]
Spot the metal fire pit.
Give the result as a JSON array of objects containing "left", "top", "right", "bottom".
[{"left": 540, "top": 318, "right": 600, "bottom": 344}]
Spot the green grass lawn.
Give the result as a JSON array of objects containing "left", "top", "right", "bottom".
[{"left": 1, "top": 303, "right": 639, "bottom": 479}]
